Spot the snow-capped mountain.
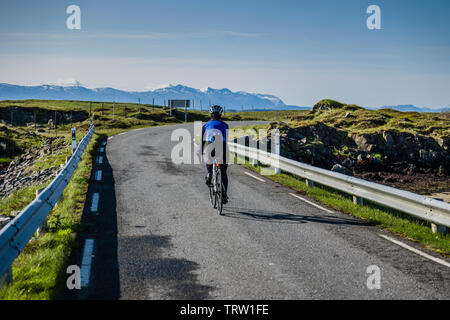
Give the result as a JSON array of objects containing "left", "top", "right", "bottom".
[
  {"left": 0, "top": 83, "right": 300, "bottom": 110},
  {"left": 367, "top": 104, "right": 449, "bottom": 113}
]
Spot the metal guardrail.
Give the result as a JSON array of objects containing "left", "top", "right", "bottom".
[
  {"left": 0, "top": 125, "right": 95, "bottom": 280},
  {"left": 228, "top": 142, "right": 450, "bottom": 229}
]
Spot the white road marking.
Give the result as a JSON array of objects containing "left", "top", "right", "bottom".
[
  {"left": 81, "top": 239, "right": 94, "bottom": 288},
  {"left": 90, "top": 193, "right": 99, "bottom": 212},
  {"left": 96, "top": 156, "right": 103, "bottom": 164},
  {"left": 289, "top": 193, "right": 334, "bottom": 214},
  {"left": 108, "top": 136, "right": 113, "bottom": 141},
  {"left": 95, "top": 170, "right": 102, "bottom": 181},
  {"left": 118, "top": 132, "right": 126, "bottom": 136},
  {"left": 379, "top": 234, "right": 450, "bottom": 268},
  {"left": 244, "top": 171, "right": 266, "bottom": 183},
  {"left": 99, "top": 147, "right": 105, "bottom": 152}
]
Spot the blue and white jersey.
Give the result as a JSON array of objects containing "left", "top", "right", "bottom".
[{"left": 201, "top": 120, "right": 229, "bottom": 151}]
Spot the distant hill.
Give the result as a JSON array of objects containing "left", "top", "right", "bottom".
[
  {"left": 0, "top": 83, "right": 307, "bottom": 111},
  {"left": 369, "top": 104, "right": 449, "bottom": 113}
]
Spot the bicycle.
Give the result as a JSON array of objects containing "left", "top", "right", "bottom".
[{"left": 208, "top": 158, "right": 225, "bottom": 215}]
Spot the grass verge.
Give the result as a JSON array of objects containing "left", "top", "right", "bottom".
[{"left": 0, "top": 130, "right": 102, "bottom": 299}]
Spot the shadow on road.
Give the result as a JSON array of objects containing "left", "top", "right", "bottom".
[
  {"left": 65, "top": 140, "right": 121, "bottom": 300},
  {"left": 222, "top": 206, "right": 368, "bottom": 226},
  {"left": 118, "top": 234, "right": 214, "bottom": 299}
]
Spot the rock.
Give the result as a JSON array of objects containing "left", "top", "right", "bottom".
[
  {"left": 341, "top": 157, "right": 355, "bottom": 168},
  {"left": 0, "top": 216, "right": 12, "bottom": 229},
  {"left": 313, "top": 100, "right": 344, "bottom": 111},
  {"left": 384, "top": 176, "right": 397, "bottom": 183},
  {"left": 331, "top": 164, "right": 353, "bottom": 176},
  {"left": 407, "top": 164, "right": 417, "bottom": 175},
  {"left": 438, "top": 165, "right": 447, "bottom": 176}
]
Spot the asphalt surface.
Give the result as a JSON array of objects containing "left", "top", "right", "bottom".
[{"left": 79, "top": 122, "right": 450, "bottom": 300}]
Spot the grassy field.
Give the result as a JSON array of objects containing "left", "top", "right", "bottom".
[{"left": 290, "top": 99, "right": 450, "bottom": 139}]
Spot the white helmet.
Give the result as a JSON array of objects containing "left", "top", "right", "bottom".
[{"left": 209, "top": 105, "right": 223, "bottom": 115}]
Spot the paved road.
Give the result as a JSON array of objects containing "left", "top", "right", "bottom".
[{"left": 80, "top": 122, "right": 450, "bottom": 300}]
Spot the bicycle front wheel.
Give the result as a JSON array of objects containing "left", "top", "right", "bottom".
[{"left": 209, "top": 184, "right": 215, "bottom": 207}]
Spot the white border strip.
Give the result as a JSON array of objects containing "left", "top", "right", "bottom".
[
  {"left": 90, "top": 193, "right": 100, "bottom": 212},
  {"left": 80, "top": 239, "right": 94, "bottom": 288},
  {"left": 95, "top": 170, "right": 102, "bottom": 182},
  {"left": 289, "top": 193, "right": 334, "bottom": 214},
  {"left": 379, "top": 234, "right": 450, "bottom": 268},
  {"left": 244, "top": 171, "right": 266, "bottom": 183}
]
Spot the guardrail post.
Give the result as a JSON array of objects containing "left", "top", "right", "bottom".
[
  {"left": 305, "top": 179, "right": 314, "bottom": 188},
  {"left": 0, "top": 265, "right": 13, "bottom": 287},
  {"left": 273, "top": 130, "right": 281, "bottom": 174},
  {"left": 71, "top": 127, "right": 77, "bottom": 154},
  {"left": 353, "top": 195, "right": 364, "bottom": 206},
  {"left": 36, "top": 188, "right": 47, "bottom": 236},
  {"left": 431, "top": 223, "right": 447, "bottom": 235}
]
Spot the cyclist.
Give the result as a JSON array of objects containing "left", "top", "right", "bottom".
[{"left": 201, "top": 105, "right": 229, "bottom": 204}]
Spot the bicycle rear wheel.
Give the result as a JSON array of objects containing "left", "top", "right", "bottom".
[{"left": 215, "top": 168, "right": 223, "bottom": 215}]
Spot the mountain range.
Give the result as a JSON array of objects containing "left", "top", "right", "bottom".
[
  {"left": 0, "top": 83, "right": 308, "bottom": 111},
  {"left": 0, "top": 83, "right": 447, "bottom": 113},
  {"left": 369, "top": 104, "right": 450, "bottom": 113}
]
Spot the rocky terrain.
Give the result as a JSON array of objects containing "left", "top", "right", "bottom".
[
  {"left": 0, "top": 137, "right": 68, "bottom": 199},
  {"left": 0, "top": 106, "right": 88, "bottom": 126},
  {"left": 263, "top": 100, "right": 450, "bottom": 195}
]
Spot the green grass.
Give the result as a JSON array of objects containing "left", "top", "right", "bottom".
[
  {"left": 238, "top": 159, "right": 450, "bottom": 256},
  {"left": 0, "top": 130, "right": 101, "bottom": 299},
  {"left": 290, "top": 105, "right": 449, "bottom": 139},
  {"left": 0, "top": 184, "right": 48, "bottom": 216}
]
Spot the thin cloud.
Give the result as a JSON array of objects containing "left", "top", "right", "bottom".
[{"left": 0, "top": 31, "right": 268, "bottom": 41}]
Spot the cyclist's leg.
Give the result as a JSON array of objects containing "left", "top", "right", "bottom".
[
  {"left": 220, "top": 164, "right": 228, "bottom": 199},
  {"left": 221, "top": 143, "right": 228, "bottom": 195},
  {"left": 205, "top": 164, "right": 213, "bottom": 185},
  {"left": 205, "top": 145, "right": 215, "bottom": 186}
]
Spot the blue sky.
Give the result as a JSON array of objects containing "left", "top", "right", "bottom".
[{"left": 0, "top": 0, "right": 449, "bottom": 108}]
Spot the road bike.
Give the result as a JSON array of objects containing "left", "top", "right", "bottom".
[{"left": 208, "top": 158, "right": 225, "bottom": 215}]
